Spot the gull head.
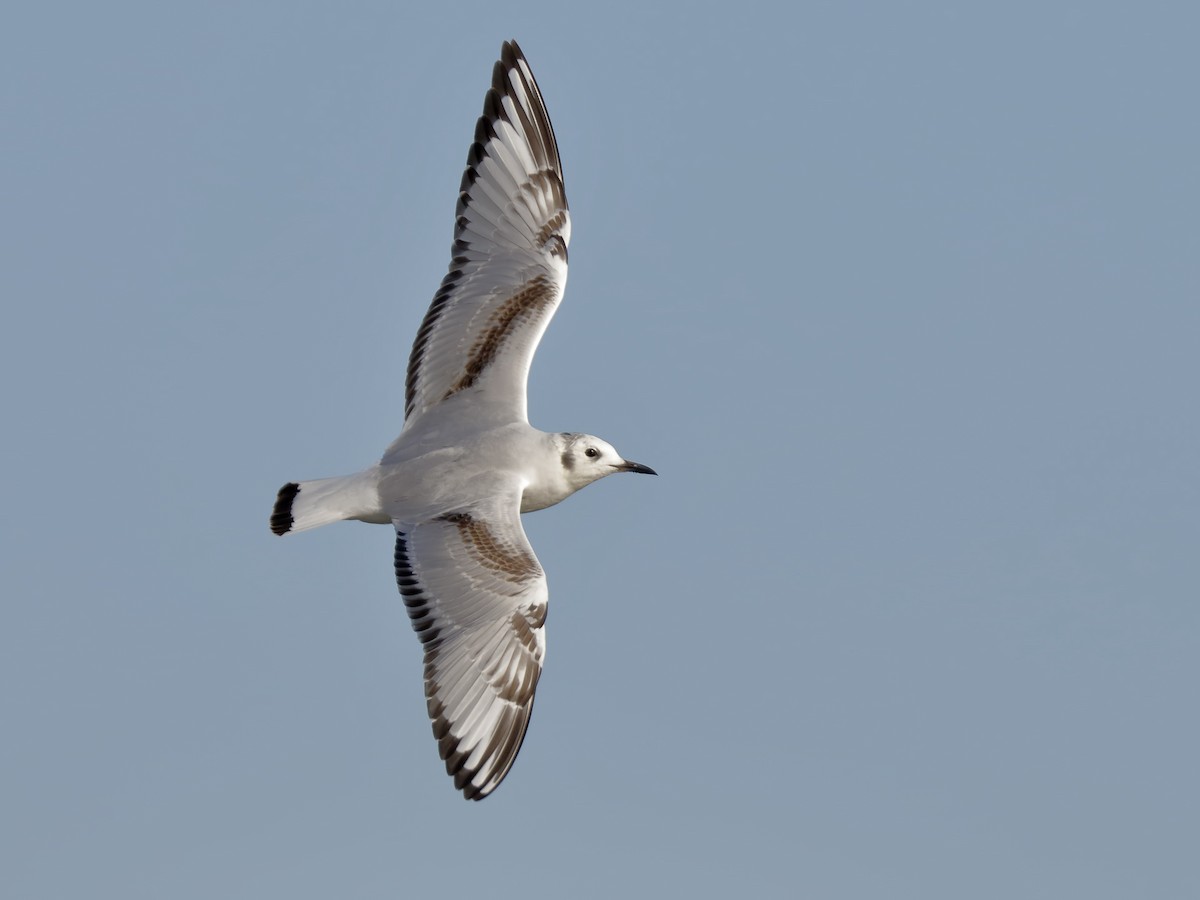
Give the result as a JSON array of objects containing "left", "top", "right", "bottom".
[{"left": 558, "top": 432, "right": 657, "bottom": 492}]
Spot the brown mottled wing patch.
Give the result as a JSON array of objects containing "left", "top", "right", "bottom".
[
  {"left": 401, "top": 40, "right": 570, "bottom": 432},
  {"left": 394, "top": 492, "right": 548, "bottom": 800},
  {"left": 443, "top": 274, "right": 558, "bottom": 399}
]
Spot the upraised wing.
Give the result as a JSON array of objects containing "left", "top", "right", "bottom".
[
  {"left": 403, "top": 40, "right": 570, "bottom": 430},
  {"left": 394, "top": 487, "right": 548, "bottom": 800}
]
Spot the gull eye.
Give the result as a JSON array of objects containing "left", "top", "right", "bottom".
[{"left": 584, "top": 447, "right": 599, "bottom": 459}]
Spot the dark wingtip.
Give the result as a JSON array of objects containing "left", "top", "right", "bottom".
[{"left": 270, "top": 482, "right": 300, "bottom": 535}]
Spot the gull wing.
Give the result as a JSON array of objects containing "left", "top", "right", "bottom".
[
  {"left": 403, "top": 40, "right": 570, "bottom": 431},
  {"left": 394, "top": 489, "right": 548, "bottom": 800}
]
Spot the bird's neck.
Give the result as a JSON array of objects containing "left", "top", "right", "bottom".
[{"left": 519, "top": 432, "right": 579, "bottom": 513}]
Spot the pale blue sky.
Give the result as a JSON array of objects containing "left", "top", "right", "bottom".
[{"left": 3, "top": 2, "right": 1198, "bottom": 898}]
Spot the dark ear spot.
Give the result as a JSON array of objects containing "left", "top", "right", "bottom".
[{"left": 560, "top": 450, "right": 575, "bottom": 471}]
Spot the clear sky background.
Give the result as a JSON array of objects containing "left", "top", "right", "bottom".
[{"left": 3, "top": 2, "right": 1197, "bottom": 897}]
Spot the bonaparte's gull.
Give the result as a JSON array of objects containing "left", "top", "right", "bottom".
[{"left": 270, "top": 40, "right": 655, "bottom": 800}]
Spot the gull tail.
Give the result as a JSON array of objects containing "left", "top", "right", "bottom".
[{"left": 270, "top": 471, "right": 383, "bottom": 536}]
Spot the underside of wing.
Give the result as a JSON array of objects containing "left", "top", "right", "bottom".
[
  {"left": 394, "top": 493, "right": 548, "bottom": 799},
  {"left": 404, "top": 40, "right": 571, "bottom": 429}
]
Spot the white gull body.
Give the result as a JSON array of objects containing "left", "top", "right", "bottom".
[{"left": 269, "top": 41, "right": 654, "bottom": 800}]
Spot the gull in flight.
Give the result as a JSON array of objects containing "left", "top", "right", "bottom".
[{"left": 269, "top": 40, "right": 655, "bottom": 800}]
